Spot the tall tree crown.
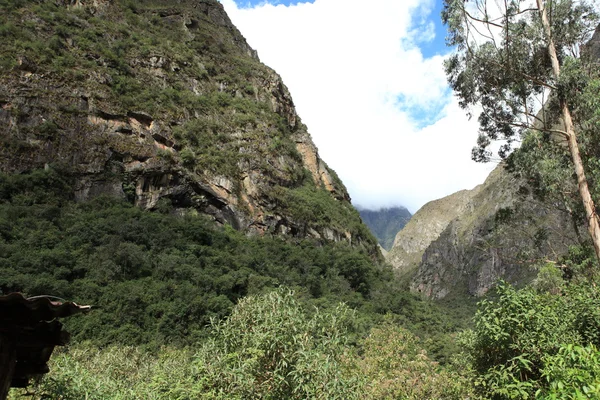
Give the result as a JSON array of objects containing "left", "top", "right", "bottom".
[{"left": 443, "top": 0, "right": 599, "bottom": 161}]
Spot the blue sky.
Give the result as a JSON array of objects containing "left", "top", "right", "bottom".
[{"left": 221, "top": 0, "right": 494, "bottom": 212}]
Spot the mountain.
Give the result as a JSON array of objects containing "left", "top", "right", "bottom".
[
  {"left": 388, "top": 24, "right": 600, "bottom": 300},
  {"left": 356, "top": 206, "right": 411, "bottom": 251},
  {"left": 386, "top": 187, "right": 480, "bottom": 277},
  {"left": 388, "top": 164, "right": 579, "bottom": 300},
  {"left": 0, "top": 0, "right": 378, "bottom": 255},
  {"left": 0, "top": 0, "right": 410, "bottom": 350}
]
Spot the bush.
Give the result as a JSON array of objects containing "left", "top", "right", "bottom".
[
  {"left": 353, "top": 317, "right": 472, "bottom": 399},
  {"left": 12, "top": 290, "right": 469, "bottom": 400},
  {"left": 458, "top": 280, "right": 600, "bottom": 399},
  {"left": 194, "top": 289, "right": 362, "bottom": 399}
]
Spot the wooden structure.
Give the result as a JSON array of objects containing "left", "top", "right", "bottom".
[{"left": 0, "top": 293, "right": 90, "bottom": 399}]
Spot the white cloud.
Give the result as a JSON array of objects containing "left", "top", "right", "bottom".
[{"left": 220, "top": 0, "right": 495, "bottom": 213}]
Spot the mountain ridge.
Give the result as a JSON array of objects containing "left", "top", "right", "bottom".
[
  {"left": 0, "top": 0, "right": 379, "bottom": 255},
  {"left": 356, "top": 205, "right": 411, "bottom": 251}
]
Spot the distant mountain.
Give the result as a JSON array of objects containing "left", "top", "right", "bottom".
[
  {"left": 357, "top": 206, "right": 412, "bottom": 251},
  {"left": 387, "top": 165, "right": 578, "bottom": 300}
]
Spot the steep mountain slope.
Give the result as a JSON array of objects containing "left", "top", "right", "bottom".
[
  {"left": 357, "top": 206, "right": 411, "bottom": 251},
  {"left": 0, "top": 0, "right": 377, "bottom": 253},
  {"left": 389, "top": 164, "right": 579, "bottom": 299},
  {"left": 389, "top": 25, "right": 600, "bottom": 299},
  {"left": 386, "top": 187, "right": 480, "bottom": 276}
]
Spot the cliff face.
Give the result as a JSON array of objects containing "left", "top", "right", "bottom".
[
  {"left": 386, "top": 187, "right": 480, "bottom": 276},
  {"left": 0, "top": 0, "right": 377, "bottom": 252},
  {"left": 388, "top": 23, "right": 600, "bottom": 299},
  {"left": 389, "top": 165, "right": 579, "bottom": 299}
]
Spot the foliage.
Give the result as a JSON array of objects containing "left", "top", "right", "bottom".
[
  {"left": 443, "top": 0, "right": 598, "bottom": 161},
  {"left": 458, "top": 276, "right": 600, "bottom": 399},
  {"left": 540, "top": 344, "right": 600, "bottom": 399},
  {"left": 194, "top": 289, "right": 362, "bottom": 399},
  {"left": 0, "top": 169, "right": 463, "bottom": 361},
  {"left": 267, "top": 183, "right": 377, "bottom": 251},
  {"left": 9, "top": 346, "right": 200, "bottom": 400},
  {"left": 351, "top": 317, "right": 472, "bottom": 399},
  {"left": 0, "top": 170, "right": 381, "bottom": 347},
  {"left": 10, "top": 290, "right": 469, "bottom": 400},
  {"left": 507, "top": 73, "right": 600, "bottom": 240}
]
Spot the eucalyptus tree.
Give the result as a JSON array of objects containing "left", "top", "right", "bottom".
[{"left": 442, "top": 0, "right": 600, "bottom": 261}]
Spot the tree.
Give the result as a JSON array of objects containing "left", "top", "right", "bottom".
[{"left": 442, "top": 0, "right": 600, "bottom": 261}]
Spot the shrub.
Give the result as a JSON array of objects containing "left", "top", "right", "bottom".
[
  {"left": 353, "top": 317, "right": 472, "bottom": 399},
  {"left": 193, "top": 289, "right": 363, "bottom": 399},
  {"left": 459, "top": 279, "right": 600, "bottom": 399}
]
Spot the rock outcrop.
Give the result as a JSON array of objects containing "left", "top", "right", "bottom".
[
  {"left": 0, "top": 0, "right": 378, "bottom": 254},
  {"left": 389, "top": 165, "right": 579, "bottom": 299},
  {"left": 386, "top": 187, "right": 480, "bottom": 276}
]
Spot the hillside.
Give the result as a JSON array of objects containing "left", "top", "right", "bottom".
[
  {"left": 357, "top": 206, "right": 411, "bottom": 251},
  {"left": 0, "top": 0, "right": 378, "bottom": 254},
  {"left": 386, "top": 187, "right": 479, "bottom": 276},
  {"left": 0, "top": 0, "right": 466, "bottom": 356},
  {"left": 388, "top": 162, "right": 580, "bottom": 300},
  {"left": 387, "top": 25, "right": 600, "bottom": 300}
]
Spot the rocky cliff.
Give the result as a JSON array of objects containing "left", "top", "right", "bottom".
[
  {"left": 389, "top": 165, "right": 579, "bottom": 299},
  {"left": 389, "top": 23, "right": 600, "bottom": 299},
  {"left": 386, "top": 187, "right": 481, "bottom": 277},
  {"left": 0, "top": 0, "right": 377, "bottom": 253}
]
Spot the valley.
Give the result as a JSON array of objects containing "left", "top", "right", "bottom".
[{"left": 1, "top": 0, "right": 600, "bottom": 398}]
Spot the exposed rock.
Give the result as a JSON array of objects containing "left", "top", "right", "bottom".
[
  {"left": 406, "top": 165, "right": 578, "bottom": 299},
  {"left": 386, "top": 188, "right": 479, "bottom": 275},
  {"left": 0, "top": 0, "right": 378, "bottom": 255}
]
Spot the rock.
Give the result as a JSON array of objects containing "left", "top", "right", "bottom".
[
  {"left": 403, "top": 165, "right": 578, "bottom": 299},
  {"left": 386, "top": 187, "right": 479, "bottom": 276},
  {"left": 0, "top": 0, "right": 379, "bottom": 256}
]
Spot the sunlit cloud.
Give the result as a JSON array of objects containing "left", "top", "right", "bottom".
[{"left": 220, "top": 0, "right": 496, "bottom": 212}]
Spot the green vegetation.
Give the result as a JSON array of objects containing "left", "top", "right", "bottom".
[
  {"left": 0, "top": 0, "right": 288, "bottom": 150},
  {"left": 443, "top": 0, "right": 600, "bottom": 259},
  {"left": 456, "top": 257, "right": 600, "bottom": 398},
  {"left": 2, "top": 0, "right": 600, "bottom": 398},
  {"left": 0, "top": 170, "right": 369, "bottom": 347},
  {"left": 267, "top": 183, "right": 374, "bottom": 245},
  {"left": 0, "top": 169, "right": 463, "bottom": 355},
  {"left": 0, "top": 0, "right": 374, "bottom": 250},
  {"left": 10, "top": 290, "right": 471, "bottom": 400}
]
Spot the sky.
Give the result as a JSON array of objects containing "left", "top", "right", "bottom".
[{"left": 219, "top": 0, "right": 497, "bottom": 213}]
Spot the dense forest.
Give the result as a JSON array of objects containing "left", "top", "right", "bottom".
[
  {"left": 2, "top": 169, "right": 470, "bottom": 398},
  {"left": 2, "top": 0, "right": 600, "bottom": 398}
]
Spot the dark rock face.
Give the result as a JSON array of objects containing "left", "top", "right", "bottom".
[
  {"left": 583, "top": 24, "right": 600, "bottom": 62},
  {"left": 386, "top": 187, "right": 479, "bottom": 276},
  {"left": 410, "top": 165, "right": 578, "bottom": 299},
  {"left": 390, "top": 164, "right": 579, "bottom": 300},
  {"left": 0, "top": 0, "right": 378, "bottom": 254}
]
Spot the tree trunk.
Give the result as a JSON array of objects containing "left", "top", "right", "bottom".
[{"left": 537, "top": 0, "right": 600, "bottom": 265}]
